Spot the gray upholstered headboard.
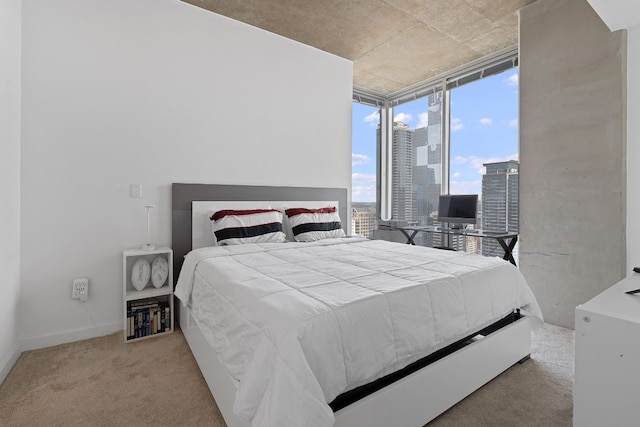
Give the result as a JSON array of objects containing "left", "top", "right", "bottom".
[{"left": 171, "top": 183, "right": 349, "bottom": 284}]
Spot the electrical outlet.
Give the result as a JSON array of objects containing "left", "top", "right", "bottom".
[{"left": 72, "top": 278, "right": 89, "bottom": 300}]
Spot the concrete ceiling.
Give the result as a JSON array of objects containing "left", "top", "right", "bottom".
[{"left": 181, "top": 0, "right": 537, "bottom": 96}]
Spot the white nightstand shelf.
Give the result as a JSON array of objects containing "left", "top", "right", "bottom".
[{"left": 123, "top": 247, "right": 174, "bottom": 343}]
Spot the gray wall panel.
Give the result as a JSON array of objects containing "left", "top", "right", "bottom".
[{"left": 172, "top": 183, "right": 348, "bottom": 282}]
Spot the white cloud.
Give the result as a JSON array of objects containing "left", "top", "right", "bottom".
[
  {"left": 352, "top": 153, "right": 370, "bottom": 167},
  {"left": 451, "top": 155, "right": 469, "bottom": 164},
  {"left": 352, "top": 173, "right": 377, "bottom": 203},
  {"left": 451, "top": 154, "right": 519, "bottom": 175},
  {"left": 479, "top": 117, "right": 492, "bottom": 126},
  {"left": 394, "top": 112, "right": 412, "bottom": 124},
  {"left": 451, "top": 117, "right": 463, "bottom": 131},
  {"left": 450, "top": 180, "right": 482, "bottom": 195},
  {"left": 352, "top": 173, "right": 376, "bottom": 183},
  {"left": 508, "top": 119, "right": 518, "bottom": 127},
  {"left": 416, "top": 112, "right": 429, "bottom": 129},
  {"left": 351, "top": 186, "right": 377, "bottom": 203},
  {"left": 507, "top": 73, "right": 519, "bottom": 86},
  {"left": 364, "top": 111, "right": 380, "bottom": 127},
  {"left": 452, "top": 172, "right": 461, "bottom": 178}
]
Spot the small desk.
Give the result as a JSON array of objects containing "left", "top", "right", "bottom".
[{"left": 396, "top": 226, "right": 519, "bottom": 266}]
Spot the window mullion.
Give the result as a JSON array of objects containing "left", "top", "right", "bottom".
[
  {"left": 442, "top": 79, "right": 451, "bottom": 196},
  {"left": 378, "top": 101, "right": 393, "bottom": 221}
]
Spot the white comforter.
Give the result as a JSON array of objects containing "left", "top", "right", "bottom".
[{"left": 175, "top": 237, "right": 542, "bottom": 427}]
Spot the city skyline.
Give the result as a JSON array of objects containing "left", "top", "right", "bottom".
[{"left": 352, "top": 68, "right": 519, "bottom": 203}]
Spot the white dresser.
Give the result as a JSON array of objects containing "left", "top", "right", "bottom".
[{"left": 574, "top": 274, "right": 640, "bottom": 426}]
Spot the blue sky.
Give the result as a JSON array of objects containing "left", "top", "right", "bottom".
[{"left": 352, "top": 69, "right": 519, "bottom": 202}]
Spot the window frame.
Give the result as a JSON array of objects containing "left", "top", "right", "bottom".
[{"left": 353, "top": 46, "right": 518, "bottom": 222}]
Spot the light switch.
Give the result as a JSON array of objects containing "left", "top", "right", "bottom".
[{"left": 130, "top": 184, "right": 142, "bottom": 198}]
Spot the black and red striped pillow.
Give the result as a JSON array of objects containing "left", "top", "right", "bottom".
[
  {"left": 284, "top": 207, "right": 345, "bottom": 242},
  {"left": 210, "top": 209, "right": 286, "bottom": 245}
]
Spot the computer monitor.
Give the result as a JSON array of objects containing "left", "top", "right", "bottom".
[{"left": 438, "top": 194, "right": 478, "bottom": 229}]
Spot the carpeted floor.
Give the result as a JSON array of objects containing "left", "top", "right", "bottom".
[
  {"left": 0, "top": 323, "right": 574, "bottom": 426},
  {"left": 428, "top": 323, "right": 574, "bottom": 426}
]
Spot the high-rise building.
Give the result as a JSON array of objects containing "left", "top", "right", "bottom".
[
  {"left": 352, "top": 205, "right": 377, "bottom": 238},
  {"left": 375, "top": 93, "right": 444, "bottom": 246},
  {"left": 481, "top": 160, "right": 519, "bottom": 258},
  {"left": 391, "top": 121, "right": 413, "bottom": 221},
  {"left": 414, "top": 92, "right": 444, "bottom": 247}
]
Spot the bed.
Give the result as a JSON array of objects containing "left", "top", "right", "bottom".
[{"left": 172, "top": 183, "right": 543, "bottom": 427}]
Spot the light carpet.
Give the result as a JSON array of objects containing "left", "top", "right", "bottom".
[{"left": 0, "top": 323, "right": 574, "bottom": 426}]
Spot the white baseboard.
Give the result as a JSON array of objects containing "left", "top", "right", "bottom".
[
  {"left": 20, "top": 320, "right": 122, "bottom": 352},
  {"left": 0, "top": 343, "right": 22, "bottom": 385}
]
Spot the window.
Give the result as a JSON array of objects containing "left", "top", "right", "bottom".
[
  {"left": 352, "top": 50, "right": 519, "bottom": 256},
  {"left": 351, "top": 102, "right": 379, "bottom": 238},
  {"left": 391, "top": 91, "right": 443, "bottom": 226},
  {"left": 449, "top": 69, "right": 520, "bottom": 256}
]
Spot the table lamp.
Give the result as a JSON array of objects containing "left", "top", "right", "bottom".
[{"left": 142, "top": 204, "right": 156, "bottom": 251}]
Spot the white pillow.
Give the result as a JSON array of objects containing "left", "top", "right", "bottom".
[
  {"left": 284, "top": 207, "right": 345, "bottom": 242},
  {"left": 210, "top": 209, "right": 286, "bottom": 245}
]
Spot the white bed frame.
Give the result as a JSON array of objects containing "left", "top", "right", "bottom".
[
  {"left": 181, "top": 305, "right": 531, "bottom": 427},
  {"left": 172, "top": 183, "right": 532, "bottom": 427}
]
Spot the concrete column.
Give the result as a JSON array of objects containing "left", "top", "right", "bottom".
[{"left": 519, "top": 0, "right": 626, "bottom": 328}]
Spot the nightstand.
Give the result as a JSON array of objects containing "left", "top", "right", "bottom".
[{"left": 122, "top": 247, "right": 174, "bottom": 342}]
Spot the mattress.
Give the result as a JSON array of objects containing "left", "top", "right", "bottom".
[{"left": 175, "top": 237, "right": 542, "bottom": 427}]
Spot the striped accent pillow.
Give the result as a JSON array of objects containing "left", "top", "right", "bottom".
[
  {"left": 210, "top": 209, "right": 286, "bottom": 245},
  {"left": 284, "top": 207, "right": 345, "bottom": 242}
]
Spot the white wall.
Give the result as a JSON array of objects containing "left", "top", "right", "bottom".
[
  {"left": 0, "top": 0, "right": 22, "bottom": 381},
  {"left": 586, "top": 0, "right": 640, "bottom": 31},
  {"left": 628, "top": 25, "right": 640, "bottom": 271},
  {"left": 587, "top": 0, "right": 640, "bottom": 276},
  {"left": 20, "top": 0, "right": 352, "bottom": 348}
]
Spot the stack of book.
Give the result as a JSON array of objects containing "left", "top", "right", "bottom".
[{"left": 126, "top": 298, "right": 171, "bottom": 340}]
